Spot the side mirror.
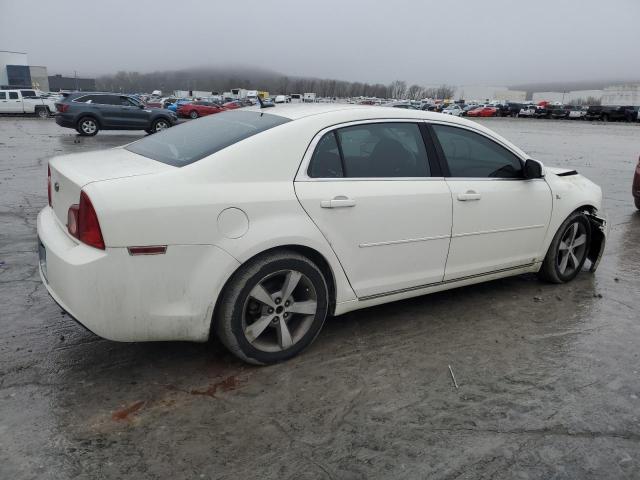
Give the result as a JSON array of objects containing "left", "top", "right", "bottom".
[{"left": 524, "top": 159, "right": 544, "bottom": 179}]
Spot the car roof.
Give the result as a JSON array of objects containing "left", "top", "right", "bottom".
[
  {"left": 243, "top": 103, "right": 466, "bottom": 122},
  {"left": 238, "top": 103, "right": 527, "bottom": 159}
]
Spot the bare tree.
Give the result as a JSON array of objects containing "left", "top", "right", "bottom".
[
  {"left": 407, "top": 84, "right": 424, "bottom": 101},
  {"left": 388, "top": 80, "right": 407, "bottom": 99}
]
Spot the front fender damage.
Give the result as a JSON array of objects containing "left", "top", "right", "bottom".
[{"left": 586, "top": 211, "right": 607, "bottom": 272}]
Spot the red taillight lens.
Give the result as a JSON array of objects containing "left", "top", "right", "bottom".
[
  {"left": 47, "top": 165, "right": 52, "bottom": 207},
  {"left": 67, "top": 191, "right": 105, "bottom": 249},
  {"left": 55, "top": 103, "right": 69, "bottom": 113}
]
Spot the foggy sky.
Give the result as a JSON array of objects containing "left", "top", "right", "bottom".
[{"left": 1, "top": 0, "right": 639, "bottom": 86}]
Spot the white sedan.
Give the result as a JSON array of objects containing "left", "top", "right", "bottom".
[
  {"left": 38, "top": 105, "right": 607, "bottom": 364},
  {"left": 442, "top": 105, "right": 464, "bottom": 116}
]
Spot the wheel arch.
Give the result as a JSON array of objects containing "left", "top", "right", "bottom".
[
  {"left": 76, "top": 113, "right": 101, "bottom": 128},
  {"left": 209, "top": 244, "right": 339, "bottom": 340},
  {"left": 543, "top": 203, "right": 605, "bottom": 272}
]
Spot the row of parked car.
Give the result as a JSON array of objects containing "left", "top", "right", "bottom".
[{"left": 437, "top": 102, "right": 640, "bottom": 122}]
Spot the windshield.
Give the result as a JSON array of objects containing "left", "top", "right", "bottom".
[{"left": 126, "top": 110, "right": 290, "bottom": 167}]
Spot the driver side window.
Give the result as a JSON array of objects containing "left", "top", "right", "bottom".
[{"left": 432, "top": 125, "right": 523, "bottom": 178}]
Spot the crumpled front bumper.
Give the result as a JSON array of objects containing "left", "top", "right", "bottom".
[{"left": 586, "top": 211, "right": 608, "bottom": 272}]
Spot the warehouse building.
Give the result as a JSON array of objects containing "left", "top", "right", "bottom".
[
  {"left": 601, "top": 84, "right": 640, "bottom": 106},
  {"left": 454, "top": 85, "right": 526, "bottom": 103},
  {"left": 48, "top": 74, "right": 96, "bottom": 92},
  {"left": 0, "top": 50, "right": 30, "bottom": 88},
  {"left": 1, "top": 50, "right": 50, "bottom": 90}
]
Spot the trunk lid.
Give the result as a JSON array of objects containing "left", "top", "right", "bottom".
[{"left": 49, "top": 147, "right": 173, "bottom": 226}]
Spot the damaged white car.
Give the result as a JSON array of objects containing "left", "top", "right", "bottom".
[{"left": 37, "top": 105, "right": 607, "bottom": 364}]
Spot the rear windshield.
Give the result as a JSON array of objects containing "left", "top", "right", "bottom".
[{"left": 126, "top": 110, "right": 290, "bottom": 166}]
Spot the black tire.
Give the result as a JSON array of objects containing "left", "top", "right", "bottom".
[
  {"left": 76, "top": 116, "right": 99, "bottom": 136},
  {"left": 151, "top": 118, "right": 170, "bottom": 133},
  {"left": 539, "top": 212, "right": 592, "bottom": 283},
  {"left": 214, "top": 250, "right": 329, "bottom": 365},
  {"left": 189, "top": 110, "right": 199, "bottom": 119},
  {"left": 35, "top": 106, "right": 49, "bottom": 119},
  {"left": 635, "top": 197, "right": 640, "bottom": 210},
  {"left": 601, "top": 114, "right": 608, "bottom": 122}
]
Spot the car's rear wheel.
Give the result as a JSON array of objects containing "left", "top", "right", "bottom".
[
  {"left": 152, "top": 118, "right": 170, "bottom": 133},
  {"left": 539, "top": 212, "right": 591, "bottom": 283},
  {"left": 189, "top": 110, "right": 199, "bottom": 119},
  {"left": 214, "top": 250, "right": 329, "bottom": 365},
  {"left": 76, "top": 117, "right": 99, "bottom": 136},
  {"left": 35, "top": 106, "right": 49, "bottom": 118},
  {"left": 635, "top": 197, "right": 640, "bottom": 210}
]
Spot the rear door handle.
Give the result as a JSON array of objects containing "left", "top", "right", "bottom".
[
  {"left": 320, "top": 196, "right": 356, "bottom": 208},
  {"left": 457, "top": 190, "right": 481, "bottom": 201}
]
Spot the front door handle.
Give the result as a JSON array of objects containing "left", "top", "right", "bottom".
[
  {"left": 457, "top": 190, "right": 481, "bottom": 201},
  {"left": 320, "top": 196, "right": 356, "bottom": 208}
]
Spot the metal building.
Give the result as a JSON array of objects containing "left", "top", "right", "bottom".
[{"left": 0, "top": 50, "right": 29, "bottom": 88}]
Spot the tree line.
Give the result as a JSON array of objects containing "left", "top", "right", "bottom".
[{"left": 96, "top": 67, "right": 455, "bottom": 100}]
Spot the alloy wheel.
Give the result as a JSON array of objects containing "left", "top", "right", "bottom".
[
  {"left": 242, "top": 269, "right": 318, "bottom": 353},
  {"left": 155, "top": 120, "right": 169, "bottom": 132},
  {"left": 81, "top": 120, "right": 96, "bottom": 134},
  {"left": 556, "top": 221, "right": 588, "bottom": 276}
]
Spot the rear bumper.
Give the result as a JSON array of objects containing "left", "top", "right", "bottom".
[
  {"left": 55, "top": 114, "right": 76, "bottom": 128},
  {"left": 37, "top": 206, "right": 240, "bottom": 342}
]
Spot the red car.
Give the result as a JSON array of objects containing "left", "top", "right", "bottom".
[
  {"left": 633, "top": 155, "right": 640, "bottom": 210},
  {"left": 222, "top": 101, "right": 243, "bottom": 110},
  {"left": 466, "top": 106, "right": 498, "bottom": 117},
  {"left": 178, "top": 101, "right": 226, "bottom": 119}
]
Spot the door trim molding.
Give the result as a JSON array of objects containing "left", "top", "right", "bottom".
[
  {"left": 358, "top": 261, "right": 536, "bottom": 301},
  {"left": 359, "top": 234, "right": 450, "bottom": 248},
  {"left": 452, "top": 224, "right": 545, "bottom": 238}
]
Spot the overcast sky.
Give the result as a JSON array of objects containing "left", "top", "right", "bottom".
[{"left": 1, "top": 0, "right": 639, "bottom": 86}]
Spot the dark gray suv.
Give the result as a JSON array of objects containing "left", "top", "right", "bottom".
[{"left": 55, "top": 92, "right": 177, "bottom": 136}]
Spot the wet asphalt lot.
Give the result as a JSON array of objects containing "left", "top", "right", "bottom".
[{"left": 0, "top": 116, "right": 639, "bottom": 479}]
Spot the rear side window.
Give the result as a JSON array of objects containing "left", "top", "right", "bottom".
[
  {"left": 126, "top": 110, "right": 290, "bottom": 167},
  {"left": 0, "top": 92, "right": 5, "bottom": 100},
  {"left": 74, "top": 95, "right": 102, "bottom": 103},
  {"left": 309, "top": 132, "right": 343, "bottom": 178},
  {"left": 308, "top": 122, "right": 430, "bottom": 178},
  {"left": 9, "top": 92, "right": 18, "bottom": 100},
  {"left": 432, "top": 125, "right": 522, "bottom": 178}
]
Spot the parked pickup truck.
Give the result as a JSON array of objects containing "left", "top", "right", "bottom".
[
  {"left": 585, "top": 105, "right": 635, "bottom": 122},
  {"left": 0, "top": 89, "right": 57, "bottom": 117}
]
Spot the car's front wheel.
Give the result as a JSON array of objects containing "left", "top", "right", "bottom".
[
  {"left": 151, "top": 118, "right": 170, "bottom": 133},
  {"left": 76, "top": 117, "right": 99, "bottom": 136},
  {"left": 539, "top": 212, "right": 592, "bottom": 283},
  {"left": 215, "top": 250, "right": 329, "bottom": 365}
]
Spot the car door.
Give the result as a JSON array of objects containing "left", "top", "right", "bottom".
[
  {"left": 117, "top": 96, "right": 149, "bottom": 128},
  {"left": 430, "top": 123, "right": 552, "bottom": 281},
  {"left": 295, "top": 121, "right": 452, "bottom": 299},
  {"left": 89, "top": 94, "right": 121, "bottom": 127},
  {"left": 0, "top": 92, "right": 8, "bottom": 113},
  {"left": 4, "top": 91, "right": 23, "bottom": 113}
]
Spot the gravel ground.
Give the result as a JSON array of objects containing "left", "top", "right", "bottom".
[{"left": 0, "top": 116, "right": 639, "bottom": 479}]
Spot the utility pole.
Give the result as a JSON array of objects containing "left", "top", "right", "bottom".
[{"left": 74, "top": 70, "right": 79, "bottom": 91}]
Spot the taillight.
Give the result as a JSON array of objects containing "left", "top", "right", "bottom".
[
  {"left": 47, "top": 165, "right": 52, "bottom": 206},
  {"left": 56, "top": 103, "right": 69, "bottom": 113},
  {"left": 67, "top": 191, "right": 105, "bottom": 249}
]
